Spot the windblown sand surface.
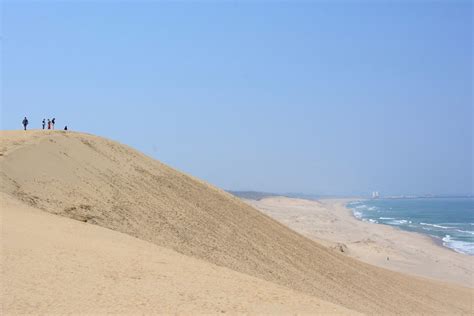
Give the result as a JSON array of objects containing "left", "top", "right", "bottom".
[
  {"left": 1, "top": 130, "right": 473, "bottom": 315},
  {"left": 2, "top": 192, "right": 352, "bottom": 314},
  {"left": 248, "top": 197, "right": 474, "bottom": 288}
]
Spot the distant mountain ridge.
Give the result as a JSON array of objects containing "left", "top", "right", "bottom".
[{"left": 228, "top": 190, "right": 361, "bottom": 200}]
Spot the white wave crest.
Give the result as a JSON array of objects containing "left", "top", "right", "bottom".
[
  {"left": 362, "top": 218, "right": 378, "bottom": 224},
  {"left": 387, "top": 219, "right": 409, "bottom": 225},
  {"left": 455, "top": 229, "right": 474, "bottom": 236},
  {"left": 442, "top": 235, "right": 474, "bottom": 255},
  {"left": 420, "top": 223, "right": 452, "bottom": 229}
]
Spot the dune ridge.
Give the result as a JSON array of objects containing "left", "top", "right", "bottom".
[{"left": 1, "top": 130, "right": 472, "bottom": 315}]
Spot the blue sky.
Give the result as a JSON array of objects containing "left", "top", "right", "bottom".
[{"left": 1, "top": 1, "right": 472, "bottom": 196}]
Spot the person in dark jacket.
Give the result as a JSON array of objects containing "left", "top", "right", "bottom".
[
  {"left": 47, "top": 119, "right": 51, "bottom": 130},
  {"left": 64, "top": 126, "right": 68, "bottom": 131},
  {"left": 52, "top": 118, "right": 56, "bottom": 129},
  {"left": 42, "top": 119, "right": 46, "bottom": 129},
  {"left": 22, "top": 117, "right": 29, "bottom": 130}
]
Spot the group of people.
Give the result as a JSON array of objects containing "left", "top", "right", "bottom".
[
  {"left": 22, "top": 117, "right": 68, "bottom": 131},
  {"left": 41, "top": 118, "right": 58, "bottom": 130}
]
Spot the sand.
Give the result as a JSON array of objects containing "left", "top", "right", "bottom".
[
  {"left": 247, "top": 197, "right": 474, "bottom": 288},
  {"left": 1, "top": 130, "right": 473, "bottom": 315},
  {"left": 2, "top": 192, "right": 353, "bottom": 315}
]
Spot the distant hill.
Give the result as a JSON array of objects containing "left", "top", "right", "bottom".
[
  {"left": 227, "top": 191, "right": 281, "bottom": 200},
  {"left": 228, "top": 190, "right": 362, "bottom": 201}
]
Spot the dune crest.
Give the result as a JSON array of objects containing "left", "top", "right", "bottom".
[{"left": 1, "top": 130, "right": 472, "bottom": 315}]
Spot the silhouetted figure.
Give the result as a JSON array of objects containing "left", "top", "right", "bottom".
[
  {"left": 64, "top": 126, "right": 68, "bottom": 131},
  {"left": 22, "top": 117, "right": 29, "bottom": 131},
  {"left": 42, "top": 119, "right": 46, "bottom": 129},
  {"left": 52, "top": 118, "right": 56, "bottom": 129},
  {"left": 47, "top": 119, "right": 51, "bottom": 130}
]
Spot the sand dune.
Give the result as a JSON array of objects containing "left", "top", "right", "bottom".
[
  {"left": 1, "top": 130, "right": 473, "bottom": 315},
  {"left": 2, "top": 192, "right": 352, "bottom": 314}
]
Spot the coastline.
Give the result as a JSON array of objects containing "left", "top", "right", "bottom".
[
  {"left": 344, "top": 200, "right": 458, "bottom": 255},
  {"left": 246, "top": 196, "right": 473, "bottom": 288}
]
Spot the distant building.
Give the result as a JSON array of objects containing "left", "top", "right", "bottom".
[{"left": 372, "top": 191, "right": 380, "bottom": 199}]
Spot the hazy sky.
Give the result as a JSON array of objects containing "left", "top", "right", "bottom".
[{"left": 1, "top": 1, "right": 472, "bottom": 196}]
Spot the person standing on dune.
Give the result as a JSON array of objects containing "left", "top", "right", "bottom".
[
  {"left": 47, "top": 119, "right": 51, "bottom": 130},
  {"left": 42, "top": 119, "right": 46, "bottom": 129},
  {"left": 52, "top": 118, "right": 56, "bottom": 129},
  {"left": 22, "top": 117, "right": 29, "bottom": 130}
]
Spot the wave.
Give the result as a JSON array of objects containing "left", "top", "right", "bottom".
[
  {"left": 455, "top": 229, "right": 474, "bottom": 236},
  {"left": 418, "top": 223, "right": 473, "bottom": 235},
  {"left": 353, "top": 204, "right": 377, "bottom": 212},
  {"left": 420, "top": 223, "right": 453, "bottom": 229},
  {"left": 442, "top": 235, "right": 474, "bottom": 255},
  {"left": 379, "top": 217, "right": 395, "bottom": 220},
  {"left": 353, "top": 210, "right": 362, "bottom": 219},
  {"left": 438, "top": 223, "right": 468, "bottom": 226},
  {"left": 362, "top": 218, "right": 378, "bottom": 224},
  {"left": 352, "top": 208, "right": 378, "bottom": 223},
  {"left": 386, "top": 219, "right": 411, "bottom": 225}
]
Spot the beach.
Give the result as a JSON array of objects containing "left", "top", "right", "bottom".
[{"left": 247, "top": 197, "right": 473, "bottom": 288}]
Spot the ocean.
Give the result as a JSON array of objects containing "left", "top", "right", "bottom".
[{"left": 346, "top": 198, "right": 474, "bottom": 255}]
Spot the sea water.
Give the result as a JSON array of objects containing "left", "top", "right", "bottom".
[{"left": 346, "top": 198, "right": 474, "bottom": 255}]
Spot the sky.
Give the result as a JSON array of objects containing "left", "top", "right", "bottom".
[{"left": 1, "top": 1, "right": 472, "bottom": 196}]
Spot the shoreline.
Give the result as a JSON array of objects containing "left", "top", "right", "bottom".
[
  {"left": 344, "top": 200, "right": 472, "bottom": 256},
  {"left": 246, "top": 196, "right": 473, "bottom": 288},
  {"left": 344, "top": 200, "right": 450, "bottom": 255}
]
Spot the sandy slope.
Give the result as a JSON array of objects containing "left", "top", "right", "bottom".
[
  {"left": 2, "top": 193, "right": 353, "bottom": 315},
  {"left": 1, "top": 130, "right": 473, "bottom": 315}
]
